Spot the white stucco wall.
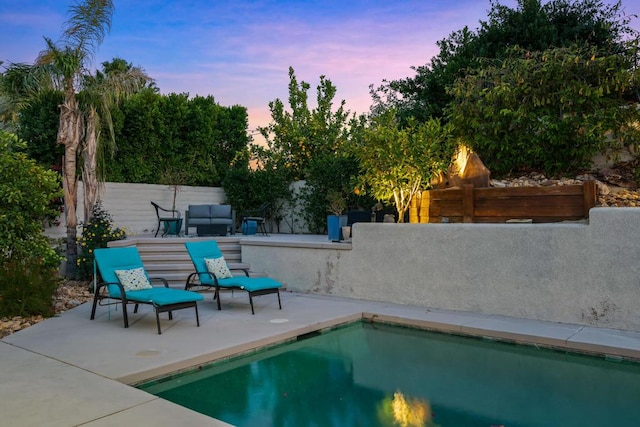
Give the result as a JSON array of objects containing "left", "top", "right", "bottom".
[
  {"left": 45, "top": 182, "right": 226, "bottom": 238},
  {"left": 241, "top": 207, "right": 640, "bottom": 332},
  {"left": 44, "top": 181, "right": 310, "bottom": 238}
]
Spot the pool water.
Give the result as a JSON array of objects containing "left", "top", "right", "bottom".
[{"left": 139, "top": 322, "right": 640, "bottom": 426}]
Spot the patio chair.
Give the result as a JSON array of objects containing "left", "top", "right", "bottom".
[
  {"left": 151, "top": 201, "right": 182, "bottom": 237},
  {"left": 242, "top": 202, "right": 270, "bottom": 236},
  {"left": 184, "top": 240, "right": 282, "bottom": 314},
  {"left": 90, "top": 246, "right": 204, "bottom": 334}
]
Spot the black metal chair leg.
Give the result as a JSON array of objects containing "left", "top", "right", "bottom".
[
  {"left": 249, "top": 295, "right": 255, "bottom": 315},
  {"left": 215, "top": 287, "right": 222, "bottom": 310},
  {"left": 90, "top": 296, "right": 99, "bottom": 320},
  {"left": 122, "top": 300, "right": 129, "bottom": 328}
]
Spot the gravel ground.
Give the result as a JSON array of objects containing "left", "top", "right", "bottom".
[{"left": 0, "top": 281, "right": 93, "bottom": 339}]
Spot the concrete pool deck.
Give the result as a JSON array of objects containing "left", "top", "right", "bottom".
[{"left": 2, "top": 291, "right": 640, "bottom": 426}]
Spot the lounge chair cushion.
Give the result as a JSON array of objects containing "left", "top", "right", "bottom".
[
  {"left": 217, "top": 276, "right": 282, "bottom": 292},
  {"left": 115, "top": 267, "right": 153, "bottom": 291},
  {"left": 205, "top": 257, "right": 233, "bottom": 279},
  {"left": 109, "top": 287, "right": 204, "bottom": 306}
]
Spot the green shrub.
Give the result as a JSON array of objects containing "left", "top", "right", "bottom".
[
  {"left": 0, "top": 258, "right": 60, "bottom": 318},
  {"left": 0, "top": 130, "right": 63, "bottom": 318},
  {"left": 0, "top": 130, "right": 63, "bottom": 270},
  {"left": 76, "top": 201, "right": 127, "bottom": 280}
]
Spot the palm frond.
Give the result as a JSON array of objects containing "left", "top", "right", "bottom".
[{"left": 63, "top": 0, "right": 114, "bottom": 58}]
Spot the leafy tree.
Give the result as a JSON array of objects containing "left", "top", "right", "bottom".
[
  {"left": 447, "top": 45, "right": 640, "bottom": 176},
  {"left": 259, "top": 66, "right": 351, "bottom": 180},
  {"left": 350, "top": 112, "right": 456, "bottom": 223},
  {"left": 222, "top": 147, "right": 294, "bottom": 232},
  {"left": 258, "top": 67, "right": 370, "bottom": 233},
  {"left": 371, "top": 0, "right": 637, "bottom": 123},
  {"left": 299, "top": 152, "right": 371, "bottom": 233}
]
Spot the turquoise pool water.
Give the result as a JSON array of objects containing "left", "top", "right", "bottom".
[{"left": 139, "top": 322, "right": 640, "bottom": 426}]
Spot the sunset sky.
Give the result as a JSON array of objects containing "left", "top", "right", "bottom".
[{"left": 1, "top": 0, "right": 637, "bottom": 137}]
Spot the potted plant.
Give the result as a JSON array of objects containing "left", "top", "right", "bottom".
[{"left": 326, "top": 190, "right": 347, "bottom": 241}]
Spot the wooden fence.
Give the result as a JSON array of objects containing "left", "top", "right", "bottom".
[{"left": 411, "top": 180, "right": 597, "bottom": 223}]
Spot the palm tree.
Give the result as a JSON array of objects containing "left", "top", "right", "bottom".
[
  {"left": 79, "top": 60, "right": 150, "bottom": 222},
  {"left": 2, "top": 1, "right": 150, "bottom": 277},
  {"left": 31, "top": 0, "right": 115, "bottom": 278},
  {"left": 0, "top": 62, "right": 34, "bottom": 131}
]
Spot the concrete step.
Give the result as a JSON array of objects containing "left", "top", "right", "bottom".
[{"left": 110, "top": 236, "right": 265, "bottom": 287}]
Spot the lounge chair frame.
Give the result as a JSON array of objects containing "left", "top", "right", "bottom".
[
  {"left": 91, "top": 247, "right": 203, "bottom": 334},
  {"left": 184, "top": 240, "right": 282, "bottom": 314}
]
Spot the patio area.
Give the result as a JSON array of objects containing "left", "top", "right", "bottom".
[{"left": 2, "top": 288, "right": 640, "bottom": 426}]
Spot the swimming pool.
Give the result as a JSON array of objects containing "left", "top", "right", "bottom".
[{"left": 139, "top": 321, "right": 640, "bottom": 426}]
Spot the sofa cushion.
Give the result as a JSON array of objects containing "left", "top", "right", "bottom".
[
  {"left": 210, "top": 205, "right": 232, "bottom": 218},
  {"left": 210, "top": 218, "right": 233, "bottom": 225},
  {"left": 188, "top": 205, "right": 211, "bottom": 218},
  {"left": 189, "top": 217, "right": 212, "bottom": 225}
]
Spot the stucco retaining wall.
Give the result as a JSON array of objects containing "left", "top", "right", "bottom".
[{"left": 241, "top": 207, "right": 640, "bottom": 332}]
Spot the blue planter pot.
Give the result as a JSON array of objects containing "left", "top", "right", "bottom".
[
  {"left": 242, "top": 219, "right": 258, "bottom": 235},
  {"left": 327, "top": 215, "right": 348, "bottom": 241},
  {"left": 162, "top": 218, "right": 183, "bottom": 236}
]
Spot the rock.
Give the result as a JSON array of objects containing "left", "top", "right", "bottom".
[
  {"left": 447, "top": 145, "right": 491, "bottom": 188},
  {"left": 431, "top": 145, "right": 491, "bottom": 188}
]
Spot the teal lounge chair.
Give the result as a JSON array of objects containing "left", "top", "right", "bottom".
[
  {"left": 184, "top": 240, "right": 282, "bottom": 314},
  {"left": 91, "top": 246, "right": 204, "bottom": 334}
]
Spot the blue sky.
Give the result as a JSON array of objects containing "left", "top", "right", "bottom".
[{"left": 1, "top": 0, "right": 637, "bottom": 135}]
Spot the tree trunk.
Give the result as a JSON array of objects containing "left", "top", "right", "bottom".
[
  {"left": 393, "top": 180, "right": 421, "bottom": 223},
  {"left": 59, "top": 91, "right": 83, "bottom": 278},
  {"left": 82, "top": 109, "right": 100, "bottom": 223},
  {"left": 65, "top": 225, "right": 78, "bottom": 278}
]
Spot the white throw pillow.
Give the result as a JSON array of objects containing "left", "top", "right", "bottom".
[
  {"left": 204, "top": 257, "right": 233, "bottom": 279},
  {"left": 115, "top": 267, "right": 153, "bottom": 291}
]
